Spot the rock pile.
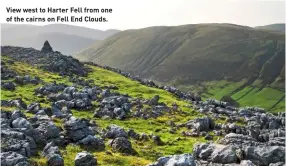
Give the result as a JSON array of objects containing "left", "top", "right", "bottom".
[
  {"left": 15, "top": 75, "right": 42, "bottom": 85},
  {"left": 1, "top": 45, "right": 88, "bottom": 76},
  {"left": 41, "top": 40, "right": 53, "bottom": 53}
]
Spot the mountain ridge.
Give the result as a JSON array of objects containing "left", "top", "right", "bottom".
[{"left": 75, "top": 23, "right": 285, "bottom": 87}]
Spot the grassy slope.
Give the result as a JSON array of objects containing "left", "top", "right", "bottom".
[
  {"left": 74, "top": 23, "right": 285, "bottom": 111},
  {"left": 182, "top": 80, "right": 285, "bottom": 113},
  {"left": 2, "top": 56, "right": 227, "bottom": 166},
  {"left": 74, "top": 23, "right": 285, "bottom": 88}
]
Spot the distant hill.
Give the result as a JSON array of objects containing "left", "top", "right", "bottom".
[
  {"left": 1, "top": 23, "right": 120, "bottom": 54},
  {"left": 74, "top": 23, "right": 285, "bottom": 111},
  {"left": 3, "top": 32, "right": 96, "bottom": 55},
  {"left": 255, "top": 23, "right": 285, "bottom": 33}
]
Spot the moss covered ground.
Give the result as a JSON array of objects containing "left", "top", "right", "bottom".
[{"left": 2, "top": 56, "right": 225, "bottom": 166}]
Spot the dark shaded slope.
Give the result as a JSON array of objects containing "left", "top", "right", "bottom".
[{"left": 75, "top": 23, "right": 285, "bottom": 89}]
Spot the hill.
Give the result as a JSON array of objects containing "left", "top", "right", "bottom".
[
  {"left": 1, "top": 43, "right": 284, "bottom": 166},
  {"left": 2, "top": 32, "right": 96, "bottom": 55},
  {"left": 255, "top": 23, "right": 285, "bottom": 33},
  {"left": 74, "top": 23, "right": 285, "bottom": 111},
  {"left": 1, "top": 23, "right": 120, "bottom": 54}
]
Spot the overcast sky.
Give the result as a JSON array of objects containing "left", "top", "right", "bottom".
[{"left": 1, "top": 0, "right": 285, "bottom": 30}]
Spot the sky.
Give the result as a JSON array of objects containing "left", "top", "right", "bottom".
[{"left": 0, "top": 0, "right": 285, "bottom": 30}]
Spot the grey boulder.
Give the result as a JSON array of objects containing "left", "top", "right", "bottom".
[
  {"left": 149, "top": 153, "right": 196, "bottom": 166},
  {"left": 12, "top": 118, "right": 32, "bottom": 129},
  {"left": 1, "top": 152, "right": 29, "bottom": 166},
  {"left": 75, "top": 151, "right": 97, "bottom": 166}
]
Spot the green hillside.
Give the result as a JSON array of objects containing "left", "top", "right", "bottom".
[
  {"left": 74, "top": 23, "right": 285, "bottom": 111},
  {"left": 1, "top": 55, "right": 212, "bottom": 166},
  {"left": 180, "top": 80, "right": 284, "bottom": 113}
]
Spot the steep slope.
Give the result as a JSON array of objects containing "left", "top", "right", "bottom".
[
  {"left": 74, "top": 23, "right": 285, "bottom": 111},
  {"left": 75, "top": 23, "right": 284, "bottom": 87},
  {"left": 255, "top": 23, "right": 285, "bottom": 33}
]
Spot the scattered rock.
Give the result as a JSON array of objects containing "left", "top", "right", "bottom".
[
  {"left": 110, "top": 137, "right": 135, "bottom": 155},
  {"left": 75, "top": 151, "right": 97, "bottom": 166},
  {"left": 2, "top": 82, "right": 15, "bottom": 91},
  {"left": 104, "top": 124, "right": 128, "bottom": 139},
  {"left": 1, "top": 151, "right": 29, "bottom": 166},
  {"left": 63, "top": 117, "right": 94, "bottom": 142},
  {"left": 77, "top": 135, "right": 105, "bottom": 150},
  {"left": 149, "top": 153, "right": 196, "bottom": 166}
]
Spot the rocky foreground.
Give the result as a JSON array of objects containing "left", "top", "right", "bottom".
[{"left": 1, "top": 42, "right": 285, "bottom": 166}]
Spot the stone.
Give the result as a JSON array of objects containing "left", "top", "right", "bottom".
[
  {"left": 41, "top": 40, "right": 53, "bottom": 53},
  {"left": 149, "top": 95, "right": 160, "bottom": 105},
  {"left": 104, "top": 124, "right": 128, "bottom": 139},
  {"left": 127, "top": 129, "right": 140, "bottom": 140},
  {"left": 47, "top": 154, "right": 64, "bottom": 166},
  {"left": 149, "top": 153, "right": 196, "bottom": 166},
  {"left": 243, "top": 146, "right": 285, "bottom": 166},
  {"left": 2, "top": 82, "right": 15, "bottom": 91},
  {"left": 188, "top": 117, "right": 215, "bottom": 132},
  {"left": 1, "top": 129, "right": 37, "bottom": 157},
  {"left": 12, "top": 117, "right": 32, "bottom": 129},
  {"left": 27, "top": 102, "right": 41, "bottom": 114},
  {"left": 77, "top": 135, "right": 105, "bottom": 150},
  {"left": 63, "top": 117, "right": 93, "bottom": 142},
  {"left": 1, "top": 152, "right": 28, "bottom": 166},
  {"left": 240, "top": 160, "right": 256, "bottom": 166},
  {"left": 210, "top": 145, "right": 237, "bottom": 164},
  {"left": 11, "top": 110, "right": 26, "bottom": 121},
  {"left": 42, "top": 142, "right": 64, "bottom": 166},
  {"left": 110, "top": 137, "right": 135, "bottom": 154},
  {"left": 219, "top": 133, "right": 262, "bottom": 147},
  {"left": 75, "top": 151, "right": 97, "bottom": 166},
  {"left": 152, "top": 135, "right": 164, "bottom": 146},
  {"left": 193, "top": 143, "right": 215, "bottom": 160}
]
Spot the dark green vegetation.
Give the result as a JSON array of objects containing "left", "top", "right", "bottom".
[
  {"left": 75, "top": 23, "right": 285, "bottom": 112},
  {"left": 1, "top": 23, "right": 120, "bottom": 55},
  {"left": 255, "top": 23, "right": 285, "bottom": 33},
  {"left": 1, "top": 55, "right": 227, "bottom": 166}
]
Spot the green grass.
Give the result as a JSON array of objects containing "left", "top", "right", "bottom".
[
  {"left": 87, "top": 65, "right": 190, "bottom": 108},
  {"left": 202, "top": 80, "right": 247, "bottom": 99},
  {"left": 1, "top": 56, "right": 71, "bottom": 106},
  {"left": 2, "top": 57, "right": 216, "bottom": 166},
  {"left": 183, "top": 79, "right": 285, "bottom": 113},
  {"left": 236, "top": 87, "right": 285, "bottom": 112}
]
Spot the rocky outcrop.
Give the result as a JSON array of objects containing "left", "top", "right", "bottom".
[
  {"left": 1, "top": 45, "right": 88, "bottom": 76},
  {"left": 63, "top": 117, "right": 94, "bottom": 142}
]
